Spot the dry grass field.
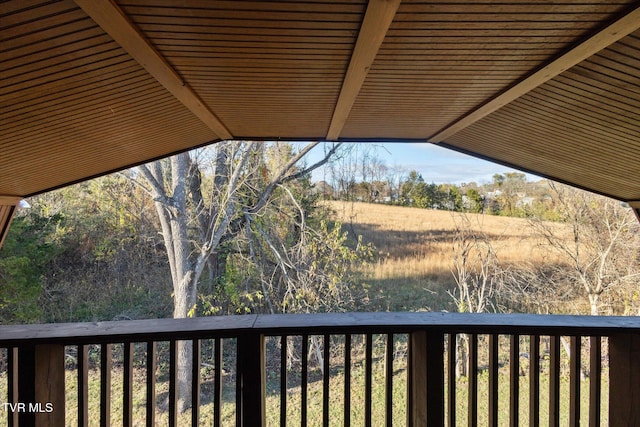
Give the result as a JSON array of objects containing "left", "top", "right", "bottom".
[{"left": 325, "top": 201, "right": 567, "bottom": 312}]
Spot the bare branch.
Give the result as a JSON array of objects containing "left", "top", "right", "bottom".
[{"left": 245, "top": 142, "right": 341, "bottom": 215}]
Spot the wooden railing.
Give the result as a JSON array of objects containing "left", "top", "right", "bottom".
[{"left": 0, "top": 312, "right": 639, "bottom": 426}]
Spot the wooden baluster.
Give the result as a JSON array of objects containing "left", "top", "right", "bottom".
[
  {"left": 280, "top": 335, "right": 289, "bottom": 427},
  {"left": 77, "top": 345, "right": 89, "bottom": 427},
  {"left": 589, "top": 336, "right": 601, "bottom": 427},
  {"left": 214, "top": 338, "right": 223, "bottom": 427},
  {"left": 569, "top": 336, "right": 581, "bottom": 426},
  {"left": 280, "top": 336, "right": 287, "bottom": 427},
  {"left": 100, "top": 344, "right": 112, "bottom": 427},
  {"left": 323, "top": 334, "right": 331, "bottom": 427},
  {"left": 385, "top": 333, "right": 394, "bottom": 427},
  {"left": 489, "top": 334, "right": 499, "bottom": 427},
  {"left": 169, "top": 341, "right": 178, "bottom": 427},
  {"left": 509, "top": 335, "right": 519, "bottom": 427},
  {"left": 365, "top": 334, "right": 373, "bottom": 427},
  {"left": 468, "top": 334, "right": 478, "bottom": 427},
  {"left": 146, "top": 341, "right": 156, "bottom": 427},
  {"left": 447, "top": 334, "right": 456, "bottom": 427},
  {"left": 301, "top": 335, "right": 308, "bottom": 427},
  {"left": 529, "top": 335, "right": 540, "bottom": 427},
  {"left": 192, "top": 339, "right": 201, "bottom": 426},
  {"left": 344, "top": 334, "right": 351, "bottom": 427},
  {"left": 7, "top": 347, "right": 18, "bottom": 427},
  {"left": 549, "top": 336, "right": 560, "bottom": 427},
  {"left": 123, "top": 342, "right": 134, "bottom": 427}
]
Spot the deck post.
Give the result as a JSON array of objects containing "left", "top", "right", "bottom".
[
  {"left": 609, "top": 333, "right": 640, "bottom": 426},
  {"left": 408, "top": 330, "right": 444, "bottom": 427},
  {"left": 236, "top": 333, "right": 265, "bottom": 427},
  {"left": 17, "top": 344, "right": 65, "bottom": 427}
]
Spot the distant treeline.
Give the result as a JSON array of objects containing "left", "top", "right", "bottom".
[{"left": 317, "top": 170, "right": 561, "bottom": 219}]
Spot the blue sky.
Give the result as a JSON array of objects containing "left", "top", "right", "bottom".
[{"left": 305, "top": 142, "right": 540, "bottom": 185}]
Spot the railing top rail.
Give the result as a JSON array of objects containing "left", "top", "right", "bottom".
[{"left": 0, "top": 312, "right": 639, "bottom": 346}]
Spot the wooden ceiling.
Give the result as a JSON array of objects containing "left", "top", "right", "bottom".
[{"left": 2, "top": 0, "right": 640, "bottom": 245}]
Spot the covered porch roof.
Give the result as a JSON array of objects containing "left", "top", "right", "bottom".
[{"left": 2, "top": 0, "right": 640, "bottom": 246}]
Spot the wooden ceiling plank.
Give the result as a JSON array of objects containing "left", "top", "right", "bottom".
[
  {"left": 2, "top": 89, "right": 180, "bottom": 146},
  {"left": 494, "top": 100, "right": 638, "bottom": 152},
  {"left": 1, "top": 103, "right": 204, "bottom": 166},
  {"left": 2, "top": 82, "right": 165, "bottom": 137},
  {"left": 132, "top": 15, "right": 361, "bottom": 31},
  {"left": 140, "top": 24, "right": 358, "bottom": 38},
  {"left": 471, "top": 108, "right": 640, "bottom": 164},
  {"left": 1, "top": 51, "right": 131, "bottom": 97},
  {"left": 122, "top": 0, "right": 365, "bottom": 14},
  {"left": 1, "top": 61, "right": 141, "bottom": 106},
  {"left": 327, "top": 0, "right": 402, "bottom": 140},
  {"left": 445, "top": 128, "right": 635, "bottom": 189},
  {"left": 0, "top": 16, "right": 96, "bottom": 53},
  {"left": 2, "top": 34, "right": 116, "bottom": 74},
  {"left": 2, "top": 69, "right": 150, "bottom": 121},
  {"left": 72, "top": 0, "right": 232, "bottom": 139},
  {"left": 0, "top": 1, "right": 79, "bottom": 28},
  {"left": 123, "top": 7, "right": 363, "bottom": 22},
  {"left": 397, "top": 3, "right": 625, "bottom": 14},
  {"left": 429, "top": 4, "right": 640, "bottom": 143}
]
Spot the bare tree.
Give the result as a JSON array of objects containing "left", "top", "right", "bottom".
[
  {"left": 447, "top": 213, "right": 501, "bottom": 377},
  {"left": 327, "top": 143, "right": 386, "bottom": 201},
  {"left": 384, "top": 164, "right": 406, "bottom": 203},
  {"left": 135, "top": 141, "right": 341, "bottom": 412},
  {"left": 528, "top": 183, "right": 640, "bottom": 315},
  {"left": 448, "top": 214, "right": 500, "bottom": 314}
]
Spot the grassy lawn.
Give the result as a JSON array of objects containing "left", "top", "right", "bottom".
[{"left": 0, "top": 356, "right": 608, "bottom": 426}]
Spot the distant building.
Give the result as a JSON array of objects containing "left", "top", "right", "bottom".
[{"left": 313, "top": 181, "right": 334, "bottom": 198}]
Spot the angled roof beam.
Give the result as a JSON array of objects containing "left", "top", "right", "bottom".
[
  {"left": 73, "top": 0, "right": 233, "bottom": 140},
  {"left": 0, "top": 196, "right": 22, "bottom": 249},
  {"left": 630, "top": 202, "right": 640, "bottom": 223},
  {"left": 326, "top": 0, "right": 401, "bottom": 140},
  {"left": 428, "top": 5, "right": 640, "bottom": 143}
]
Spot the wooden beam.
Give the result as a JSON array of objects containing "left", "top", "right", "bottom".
[
  {"left": 17, "top": 344, "right": 66, "bottom": 427},
  {"left": 0, "top": 196, "right": 22, "bottom": 205},
  {"left": 0, "top": 197, "right": 21, "bottom": 249},
  {"left": 609, "top": 333, "right": 640, "bottom": 426},
  {"left": 35, "top": 344, "right": 66, "bottom": 427},
  {"left": 407, "top": 331, "right": 444, "bottom": 426},
  {"left": 73, "top": 0, "right": 233, "bottom": 140},
  {"left": 237, "top": 333, "right": 266, "bottom": 427},
  {"left": 626, "top": 202, "right": 640, "bottom": 223},
  {"left": 326, "top": 0, "right": 400, "bottom": 140},
  {"left": 429, "top": 5, "right": 640, "bottom": 143}
]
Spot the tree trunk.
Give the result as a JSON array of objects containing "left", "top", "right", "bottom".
[
  {"left": 142, "top": 154, "right": 197, "bottom": 413},
  {"left": 138, "top": 142, "right": 343, "bottom": 414},
  {"left": 169, "top": 154, "right": 196, "bottom": 413},
  {"left": 588, "top": 293, "right": 599, "bottom": 316},
  {"left": 455, "top": 334, "right": 468, "bottom": 378}
]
